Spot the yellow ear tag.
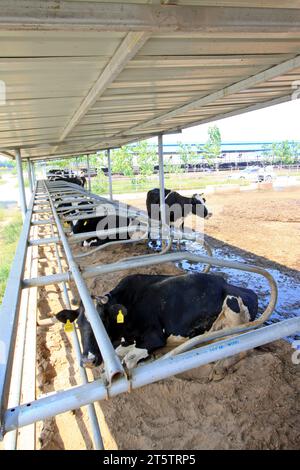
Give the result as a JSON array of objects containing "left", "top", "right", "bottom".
[
  {"left": 63, "top": 221, "right": 69, "bottom": 228},
  {"left": 117, "top": 310, "right": 124, "bottom": 324},
  {"left": 84, "top": 220, "right": 88, "bottom": 226},
  {"left": 64, "top": 319, "right": 74, "bottom": 333}
]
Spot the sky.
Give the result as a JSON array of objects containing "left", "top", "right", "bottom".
[{"left": 149, "top": 98, "right": 300, "bottom": 146}]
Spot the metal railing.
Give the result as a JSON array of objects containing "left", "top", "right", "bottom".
[{"left": 1, "top": 179, "right": 299, "bottom": 449}]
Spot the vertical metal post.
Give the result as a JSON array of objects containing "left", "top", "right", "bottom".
[
  {"left": 107, "top": 149, "right": 113, "bottom": 201},
  {"left": 86, "top": 154, "right": 91, "bottom": 192},
  {"left": 31, "top": 161, "right": 36, "bottom": 186},
  {"left": 27, "top": 159, "right": 33, "bottom": 193},
  {"left": 158, "top": 134, "right": 167, "bottom": 238},
  {"left": 15, "top": 149, "right": 27, "bottom": 220}
]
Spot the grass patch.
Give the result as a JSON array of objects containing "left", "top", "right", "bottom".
[
  {"left": 0, "top": 209, "right": 22, "bottom": 303},
  {"left": 91, "top": 171, "right": 249, "bottom": 195}
]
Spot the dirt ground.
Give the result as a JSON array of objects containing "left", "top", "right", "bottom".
[
  {"left": 34, "top": 186, "right": 300, "bottom": 450},
  {"left": 127, "top": 186, "right": 300, "bottom": 271}
]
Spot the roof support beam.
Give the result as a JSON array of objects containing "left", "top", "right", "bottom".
[
  {"left": 118, "top": 54, "right": 300, "bottom": 137},
  {"left": 1, "top": 2, "right": 300, "bottom": 33},
  {"left": 167, "top": 94, "right": 295, "bottom": 133},
  {"left": 0, "top": 151, "right": 15, "bottom": 159},
  {"left": 53, "top": 31, "right": 150, "bottom": 152}
]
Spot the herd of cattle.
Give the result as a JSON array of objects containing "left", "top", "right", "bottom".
[
  {"left": 54, "top": 181, "right": 258, "bottom": 371},
  {"left": 48, "top": 171, "right": 86, "bottom": 188}
]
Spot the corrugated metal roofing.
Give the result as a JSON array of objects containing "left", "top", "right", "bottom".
[{"left": 0, "top": 1, "right": 300, "bottom": 160}]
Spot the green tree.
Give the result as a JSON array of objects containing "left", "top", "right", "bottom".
[
  {"left": 111, "top": 145, "right": 134, "bottom": 177},
  {"left": 177, "top": 142, "right": 198, "bottom": 170},
  {"left": 88, "top": 151, "right": 107, "bottom": 168},
  {"left": 132, "top": 140, "right": 157, "bottom": 183},
  {"left": 262, "top": 143, "right": 273, "bottom": 165},
  {"left": 202, "top": 125, "right": 222, "bottom": 168},
  {"left": 272, "top": 140, "right": 298, "bottom": 165}
]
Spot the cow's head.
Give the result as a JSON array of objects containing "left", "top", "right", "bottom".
[
  {"left": 191, "top": 193, "right": 212, "bottom": 219},
  {"left": 55, "top": 304, "right": 101, "bottom": 368},
  {"left": 95, "top": 294, "right": 128, "bottom": 344},
  {"left": 55, "top": 297, "right": 128, "bottom": 368}
]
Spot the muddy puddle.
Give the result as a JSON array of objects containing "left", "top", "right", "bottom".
[{"left": 175, "top": 241, "right": 300, "bottom": 342}]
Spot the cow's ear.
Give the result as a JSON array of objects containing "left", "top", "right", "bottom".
[
  {"left": 116, "top": 306, "right": 127, "bottom": 324},
  {"left": 56, "top": 309, "right": 79, "bottom": 324},
  {"left": 93, "top": 294, "right": 109, "bottom": 305},
  {"left": 109, "top": 304, "right": 128, "bottom": 324}
]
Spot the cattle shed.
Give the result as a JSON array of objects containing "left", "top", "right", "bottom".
[{"left": 0, "top": 1, "right": 300, "bottom": 450}]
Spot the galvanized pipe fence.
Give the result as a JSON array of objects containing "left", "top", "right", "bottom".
[{"left": 0, "top": 179, "right": 299, "bottom": 450}]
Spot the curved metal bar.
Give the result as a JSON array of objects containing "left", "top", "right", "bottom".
[
  {"left": 68, "top": 224, "right": 147, "bottom": 244},
  {"left": 117, "top": 236, "right": 173, "bottom": 263},
  {"left": 74, "top": 237, "right": 147, "bottom": 260},
  {"left": 202, "top": 239, "right": 213, "bottom": 273},
  {"left": 158, "top": 254, "right": 278, "bottom": 360}
]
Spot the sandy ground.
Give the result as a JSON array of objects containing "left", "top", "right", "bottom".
[
  {"left": 34, "top": 187, "right": 300, "bottom": 450},
  {"left": 126, "top": 186, "right": 300, "bottom": 272}
]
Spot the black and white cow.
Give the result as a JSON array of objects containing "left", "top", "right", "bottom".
[
  {"left": 146, "top": 188, "right": 212, "bottom": 231},
  {"left": 49, "top": 175, "right": 86, "bottom": 187},
  {"left": 55, "top": 272, "right": 258, "bottom": 369},
  {"left": 57, "top": 199, "right": 137, "bottom": 247},
  {"left": 56, "top": 200, "right": 94, "bottom": 229},
  {"left": 72, "top": 214, "right": 133, "bottom": 247}
]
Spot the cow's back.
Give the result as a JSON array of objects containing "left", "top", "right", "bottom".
[
  {"left": 146, "top": 188, "right": 171, "bottom": 218},
  {"left": 130, "top": 273, "right": 227, "bottom": 337}
]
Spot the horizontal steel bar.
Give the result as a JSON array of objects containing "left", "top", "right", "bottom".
[
  {"left": 29, "top": 237, "right": 60, "bottom": 246},
  {"left": 33, "top": 209, "right": 51, "bottom": 214},
  {"left": 31, "top": 219, "right": 53, "bottom": 226},
  {"left": 68, "top": 225, "right": 146, "bottom": 244},
  {"left": 2, "top": 2, "right": 300, "bottom": 33},
  {"left": 56, "top": 204, "right": 98, "bottom": 213},
  {"left": 3, "top": 317, "right": 300, "bottom": 436},
  {"left": 55, "top": 197, "right": 97, "bottom": 204}
]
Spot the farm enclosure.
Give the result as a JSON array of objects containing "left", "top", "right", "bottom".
[{"left": 34, "top": 186, "right": 300, "bottom": 450}]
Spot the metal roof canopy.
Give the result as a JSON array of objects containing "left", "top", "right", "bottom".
[{"left": 1, "top": 1, "right": 300, "bottom": 161}]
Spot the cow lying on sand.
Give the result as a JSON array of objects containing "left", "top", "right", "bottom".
[
  {"left": 72, "top": 214, "right": 132, "bottom": 247},
  {"left": 57, "top": 200, "right": 133, "bottom": 247},
  {"left": 56, "top": 273, "right": 258, "bottom": 370}
]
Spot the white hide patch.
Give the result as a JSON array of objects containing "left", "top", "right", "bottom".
[
  {"left": 87, "top": 351, "right": 96, "bottom": 361},
  {"left": 194, "top": 194, "right": 206, "bottom": 205},
  {"left": 165, "top": 191, "right": 174, "bottom": 201},
  {"left": 81, "top": 351, "right": 96, "bottom": 368},
  {"left": 166, "top": 335, "right": 187, "bottom": 346},
  {"left": 123, "top": 346, "right": 149, "bottom": 370},
  {"left": 210, "top": 295, "right": 250, "bottom": 332},
  {"left": 115, "top": 343, "right": 136, "bottom": 359},
  {"left": 83, "top": 239, "right": 97, "bottom": 247},
  {"left": 128, "top": 219, "right": 148, "bottom": 240}
]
